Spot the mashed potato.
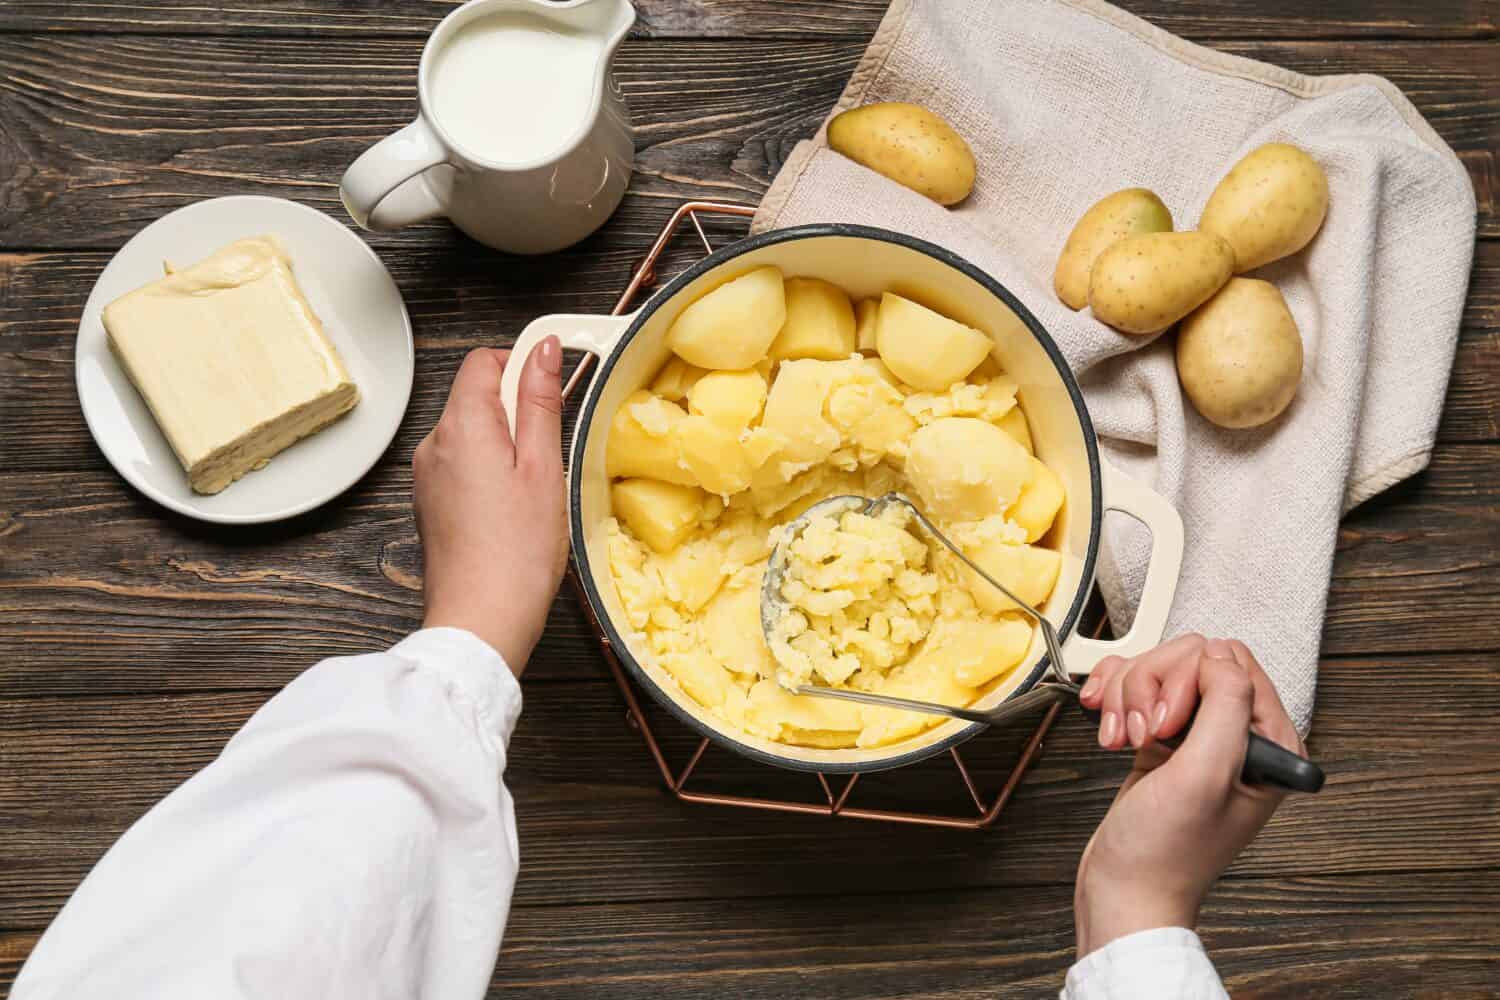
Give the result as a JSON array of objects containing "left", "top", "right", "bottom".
[
  {"left": 768, "top": 505, "right": 939, "bottom": 689},
  {"left": 604, "top": 276, "right": 1066, "bottom": 748}
]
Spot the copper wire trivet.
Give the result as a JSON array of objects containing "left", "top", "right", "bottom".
[{"left": 562, "top": 200, "right": 1082, "bottom": 830}]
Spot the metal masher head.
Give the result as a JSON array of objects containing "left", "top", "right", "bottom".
[{"left": 760, "top": 492, "right": 1075, "bottom": 728}]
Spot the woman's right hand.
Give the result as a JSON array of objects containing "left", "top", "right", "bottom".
[{"left": 1072, "top": 635, "right": 1304, "bottom": 956}]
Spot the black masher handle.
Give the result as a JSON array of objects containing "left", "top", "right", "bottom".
[{"left": 1079, "top": 705, "right": 1324, "bottom": 794}]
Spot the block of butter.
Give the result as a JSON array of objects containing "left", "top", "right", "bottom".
[{"left": 103, "top": 235, "right": 360, "bottom": 495}]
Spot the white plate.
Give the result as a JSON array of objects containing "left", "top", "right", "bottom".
[{"left": 76, "top": 196, "right": 414, "bottom": 524}]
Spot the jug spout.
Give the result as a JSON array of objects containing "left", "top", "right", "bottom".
[{"left": 532, "top": 0, "right": 636, "bottom": 46}]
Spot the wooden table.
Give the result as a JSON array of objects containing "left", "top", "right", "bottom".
[{"left": 2, "top": 1, "right": 1497, "bottom": 995}]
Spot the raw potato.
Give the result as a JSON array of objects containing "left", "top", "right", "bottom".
[
  {"left": 1008, "top": 456, "right": 1065, "bottom": 542},
  {"left": 1054, "top": 188, "right": 1173, "bottom": 310},
  {"left": 1199, "top": 143, "right": 1329, "bottom": 273},
  {"left": 1088, "top": 231, "right": 1234, "bottom": 334},
  {"left": 905, "top": 417, "right": 1031, "bottom": 522},
  {"left": 612, "top": 478, "right": 707, "bottom": 554},
  {"left": 875, "top": 292, "right": 992, "bottom": 390},
  {"left": 769, "top": 277, "right": 857, "bottom": 361},
  {"left": 827, "top": 102, "right": 976, "bottom": 206},
  {"left": 687, "top": 369, "right": 767, "bottom": 429},
  {"left": 1176, "top": 277, "right": 1303, "bottom": 429},
  {"left": 854, "top": 298, "right": 880, "bottom": 352},
  {"left": 605, "top": 390, "right": 696, "bottom": 486},
  {"left": 666, "top": 265, "right": 786, "bottom": 370},
  {"left": 962, "top": 539, "right": 1063, "bottom": 615}
]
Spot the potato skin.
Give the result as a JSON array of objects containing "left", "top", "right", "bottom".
[
  {"left": 1176, "top": 277, "right": 1303, "bottom": 429},
  {"left": 1054, "top": 188, "right": 1173, "bottom": 310},
  {"left": 1088, "top": 231, "right": 1234, "bottom": 334},
  {"left": 828, "top": 102, "right": 976, "bottom": 206},
  {"left": 1198, "top": 143, "right": 1329, "bottom": 273}
]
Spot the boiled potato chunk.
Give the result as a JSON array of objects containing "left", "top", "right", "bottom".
[
  {"left": 747, "top": 678, "right": 862, "bottom": 737},
  {"left": 1199, "top": 143, "right": 1329, "bottom": 273},
  {"left": 611, "top": 478, "right": 707, "bottom": 554},
  {"left": 1054, "top": 188, "right": 1173, "bottom": 310},
  {"left": 1176, "top": 277, "right": 1303, "bottom": 429},
  {"left": 675, "top": 415, "right": 753, "bottom": 495},
  {"left": 650, "top": 357, "right": 707, "bottom": 401},
  {"left": 687, "top": 369, "right": 767, "bottom": 429},
  {"left": 875, "top": 293, "right": 992, "bottom": 391},
  {"left": 905, "top": 417, "right": 1031, "bottom": 521},
  {"left": 666, "top": 265, "right": 786, "bottom": 370},
  {"left": 703, "top": 581, "right": 774, "bottom": 677},
  {"left": 939, "top": 617, "right": 1034, "bottom": 688},
  {"left": 606, "top": 390, "right": 696, "bottom": 486},
  {"left": 769, "top": 277, "right": 857, "bottom": 362},
  {"left": 667, "top": 650, "right": 735, "bottom": 712},
  {"left": 1088, "top": 231, "right": 1234, "bottom": 335},
  {"left": 758, "top": 359, "right": 843, "bottom": 470},
  {"left": 962, "top": 539, "right": 1063, "bottom": 615},
  {"left": 857, "top": 656, "right": 977, "bottom": 747},
  {"left": 659, "top": 538, "right": 729, "bottom": 612},
  {"left": 827, "top": 102, "right": 976, "bottom": 206},
  {"left": 996, "top": 405, "right": 1033, "bottom": 453},
  {"left": 1008, "top": 456, "right": 1065, "bottom": 542},
  {"left": 854, "top": 298, "right": 879, "bottom": 352}
]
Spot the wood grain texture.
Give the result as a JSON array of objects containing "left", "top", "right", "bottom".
[
  {"left": 2, "top": 650, "right": 1498, "bottom": 927},
  {"left": 2, "top": 237, "right": 1496, "bottom": 471},
  {"left": 2, "top": 0, "right": 1498, "bottom": 995},
  {"left": 1, "top": 443, "right": 1496, "bottom": 695},
  {"left": 0, "top": 0, "right": 1495, "bottom": 40},
  {"left": 4, "top": 875, "right": 1498, "bottom": 998},
  {"left": 0, "top": 34, "right": 1496, "bottom": 250}
]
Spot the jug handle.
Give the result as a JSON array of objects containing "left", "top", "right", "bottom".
[
  {"left": 1063, "top": 461, "right": 1185, "bottom": 672},
  {"left": 340, "top": 116, "right": 447, "bottom": 232},
  {"left": 499, "top": 312, "right": 637, "bottom": 437}
]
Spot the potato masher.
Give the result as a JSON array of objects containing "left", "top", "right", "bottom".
[{"left": 761, "top": 492, "right": 1324, "bottom": 793}]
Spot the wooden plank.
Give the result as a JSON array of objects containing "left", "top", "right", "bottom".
[
  {"left": 0, "top": 36, "right": 1495, "bottom": 250},
  {"left": 1, "top": 234, "right": 1495, "bottom": 483},
  {"left": 0, "top": 0, "right": 1495, "bottom": 41},
  {"left": 3, "top": 874, "right": 1497, "bottom": 997},
  {"left": 2, "top": 649, "right": 1497, "bottom": 924},
  {"left": 2, "top": 441, "right": 1496, "bottom": 695}
]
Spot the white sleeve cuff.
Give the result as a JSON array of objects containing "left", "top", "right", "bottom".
[
  {"left": 1062, "top": 927, "right": 1228, "bottom": 1000},
  {"left": 389, "top": 627, "right": 523, "bottom": 750}
]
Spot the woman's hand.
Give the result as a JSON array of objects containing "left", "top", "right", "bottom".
[
  {"left": 1073, "top": 635, "right": 1304, "bottom": 956},
  {"left": 414, "top": 341, "right": 569, "bottom": 676}
]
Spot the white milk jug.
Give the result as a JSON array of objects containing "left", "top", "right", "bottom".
[{"left": 340, "top": 0, "right": 634, "bottom": 254}]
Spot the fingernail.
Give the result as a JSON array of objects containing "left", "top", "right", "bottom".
[
  {"left": 1126, "top": 710, "right": 1147, "bottom": 747},
  {"left": 1151, "top": 700, "right": 1168, "bottom": 735},
  {"left": 1099, "top": 712, "right": 1119, "bottom": 747},
  {"left": 1205, "top": 637, "right": 1235, "bottom": 660},
  {"left": 538, "top": 335, "right": 561, "bottom": 375},
  {"left": 1080, "top": 675, "right": 1101, "bottom": 700}
]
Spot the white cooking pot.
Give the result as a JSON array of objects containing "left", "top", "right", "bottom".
[{"left": 501, "top": 225, "right": 1184, "bottom": 773}]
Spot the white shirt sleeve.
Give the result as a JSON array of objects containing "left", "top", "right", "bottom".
[
  {"left": 13, "top": 627, "right": 521, "bottom": 1000},
  {"left": 1061, "top": 927, "right": 1228, "bottom": 999}
]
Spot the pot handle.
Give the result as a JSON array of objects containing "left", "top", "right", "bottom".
[
  {"left": 1064, "top": 460, "right": 1184, "bottom": 674},
  {"left": 499, "top": 312, "right": 636, "bottom": 435}
]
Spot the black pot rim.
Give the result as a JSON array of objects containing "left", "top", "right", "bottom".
[{"left": 568, "top": 222, "right": 1103, "bottom": 775}]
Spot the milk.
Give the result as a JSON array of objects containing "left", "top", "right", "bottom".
[{"left": 430, "top": 13, "right": 602, "bottom": 164}]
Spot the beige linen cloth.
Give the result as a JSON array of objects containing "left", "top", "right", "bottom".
[{"left": 751, "top": 0, "right": 1476, "bottom": 732}]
